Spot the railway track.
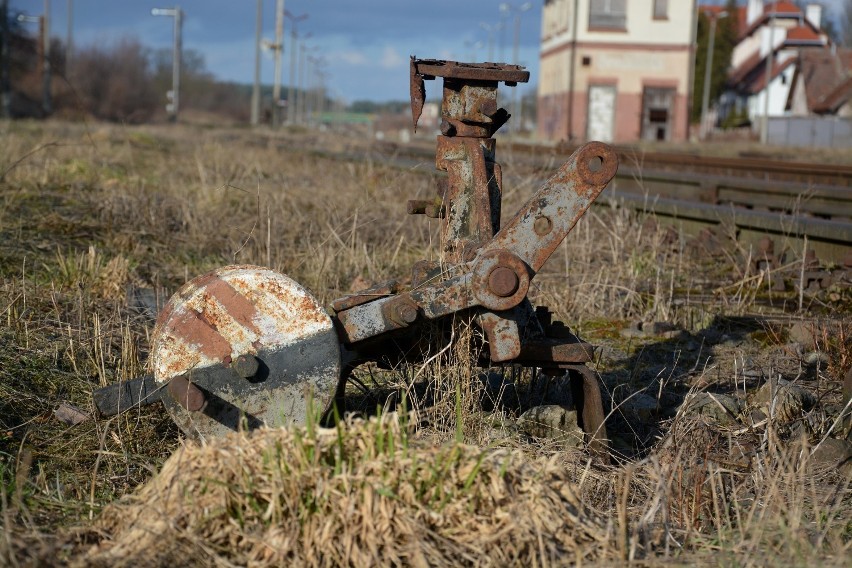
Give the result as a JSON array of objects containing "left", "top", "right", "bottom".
[{"left": 332, "top": 139, "right": 851, "bottom": 265}]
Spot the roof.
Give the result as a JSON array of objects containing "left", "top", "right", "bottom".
[
  {"left": 796, "top": 48, "right": 852, "bottom": 113},
  {"left": 786, "top": 25, "right": 823, "bottom": 43},
  {"left": 747, "top": 56, "right": 797, "bottom": 94},
  {"left": 738, "top": 1, "right": 821, "bottom": 41}
]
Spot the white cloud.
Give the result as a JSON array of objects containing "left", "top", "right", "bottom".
[
  {"left": 338, "top": 50, "right": 369, "bottom": 66},
  {"left": 380, "top": 46, "right": 404, "bottom": 69}
]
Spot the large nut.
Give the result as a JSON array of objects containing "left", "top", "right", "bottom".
[
  {"left": 167, "top": 375, "right": 206, "bottom": 412},
  {"left": 232, "top": 354, "right": 260, "bottom": 379}
]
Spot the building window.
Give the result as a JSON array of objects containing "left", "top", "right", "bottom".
[
  {"left": 653, "top": 0, "right": 668, "bottom": 20},
  {"left": 589, "top": 0, "right": 627, "bottom": 30}
]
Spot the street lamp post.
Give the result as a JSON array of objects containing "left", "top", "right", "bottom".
[
  {"left": 499, "top": 2, "right": 532, "bottom": 132},
  {"left": 151, "top": 6, "right": 183, "bottom": 122},
  {"left": 251, "top": 0, "right": 262, "bottom": 126},
  {"left": 271, "top": 0, "right": 285, "bottom": 127},
  {"left": 285, "top": 10, "right": 308, "bottom": 125},
  {"left": 479, "top": 22, "right": 495, "bottom": 61},
  {"left": 297, "top": 40, "right": 317, "bottom": 125},
  {"left": 700, "top": 10, "right": 727, "bottom": 141}
]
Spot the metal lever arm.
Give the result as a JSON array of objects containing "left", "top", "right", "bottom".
[
  {"left": 335, "top": 142, "right": 618, "bottom": 345},
  {"left": 476, "top": 141, "right": 617, "bottom": 274}
]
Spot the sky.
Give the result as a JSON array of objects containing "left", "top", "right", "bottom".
[
  {"left": 9, "top": 0, "right": 544, "bottom": 103},
  {"left": 9, "top": 1, "right": 849, "bottom": 103}
]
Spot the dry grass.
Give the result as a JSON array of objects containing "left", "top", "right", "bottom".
[
  {"left": 0, "top": 120, "right": 850, "bottom": 566},
  {"left": 76, "top": 415, "right": 611, "bottom": 567}
]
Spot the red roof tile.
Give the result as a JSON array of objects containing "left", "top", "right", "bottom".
[{"left": 786, "top": 26, "right": 822, "bottom": 43}]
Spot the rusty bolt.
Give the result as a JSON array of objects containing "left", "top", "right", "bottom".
[
  {"left": 440, "top": 120, "right": 456, "bottom": 136},
  {"left": 233, "top": 354, "right": 260, "bottom": 379},
  {"left": 390, "top": 301, "right": 418, "bottom": 325},
  {"left": 533, "top": 216, "right": 553, "bottom": 236},
  {"left": 488, "top": 267, "right": 520, "bottom": 297},
  {"left": 167, "top": 375, "right": 205, "bottom": 412}
]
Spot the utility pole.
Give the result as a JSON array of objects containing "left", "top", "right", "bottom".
[
  {"left": 761, "top": 7, "right": 776, "bottom": 144},
  {"left": 1, "top": 0, "right": 10, "bottom": 118},
  {"left": 152, "top": 6, "right": 182, "bottom": 122},
  {"left": 251, "top": 0, "right": 261, "bottom": 125},
  {"left": 42, "top": 0, "right": 51, "bottom": 115},
  {"left": 65, "top": 0, "right": 72, "bottom": 75},
  {"left": 284, "top": 10, "right": 307, "bottom": 125},
  {"left": 271, "top": 0, "right": 284, "bottom": 127},
  {"left": 17, "top": 10, "right": 50, "bottom": 115},
  {"left": 479, "top": 22, "right": 495, "bottom": 61},
  {"left": 700, "top": 11, "right": 728, "bottom": 140},
  {"left": 500, "top": 2, "right": 531, "bottom": 133},
  {"left": 298, "top": 42, "right": 305, "bottom": 125}
]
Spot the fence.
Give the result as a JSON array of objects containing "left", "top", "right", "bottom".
[{"left": 767, "top": 116, "right": 852, "bottom": 148}]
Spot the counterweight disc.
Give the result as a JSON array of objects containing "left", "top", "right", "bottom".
[{"left": 151, "top": 265, "right": 341, "bottom": 441}]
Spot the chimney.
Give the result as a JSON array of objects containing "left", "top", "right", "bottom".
[
  {"left": 747, "top": 0, "right": 763, "bottom": 26},
  {"left": 805, "top": 4, "right": 822, "bottom": 29}
]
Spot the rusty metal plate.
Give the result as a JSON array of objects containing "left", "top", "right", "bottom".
[
  {"left": 151, "top": 265, "right": 341, "bottom": 441},
  {"left": 412, "top": 59, "right": 530, "bottom": 84}
]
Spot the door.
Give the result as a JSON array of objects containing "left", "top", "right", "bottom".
[
  {"left": 641, "top": 87, "right": 675, "bottom": 141},
  {"left": 587, "top": 85, "right": 616, "bottom": 142}
]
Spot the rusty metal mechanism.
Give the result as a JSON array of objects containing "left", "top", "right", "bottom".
[{"left": 93, "top": 58, "right": 618, "bottom": 449}]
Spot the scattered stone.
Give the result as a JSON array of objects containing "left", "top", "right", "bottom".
[
  {"left": 54, "top": 402, "right": 91, "bottom": 426},
  {"left": 754, "top": 377, "right": 817, "bottom": 424},
  {"left": 621, "top": 321, "right": 679, "bottom": 339},
  {"left": 788, "top": 321, "right": 819, "bottom": 350},
  {"left": 620, "top": 392, "right": 659, "bottom": 423},
  {"left": 810, "top": 438, "right": 852, "bottom": 474},
  {"left": 805, "top": 351, "right": 829, "bottom": 367},
  {"left": 518, "top": 405, "right": 583, "bottom": 447},
  {"left": 683, "top": 392, "right": 743, "bottom": 426}
]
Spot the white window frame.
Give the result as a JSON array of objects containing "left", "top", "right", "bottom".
[{"left": 589, "top": 0, "right": 627, "bottom": 30}]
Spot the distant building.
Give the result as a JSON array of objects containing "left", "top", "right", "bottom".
[
  {"left": 787, "top": 49, "right": 852, "bottom": 117},
  {"left": 718, "top": 0, "right": 830, "bottom": 126},
  {"left": 537, "top": 0, "right": 696, "bottom": 143}
]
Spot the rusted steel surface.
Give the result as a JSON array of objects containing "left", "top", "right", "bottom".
[
  {"left": 96, "top": 59, "right": 615, "bottom": 454},
  {"left": 151, "top": 265, "right": 340, "bottom": 440},
  {"left": 480, "top": 142, "right": 617, "bottom": 274},
  {"left": 331, "top": 279, "right": 401, "bottom": 312},
  {"left": 476, "top": 310, "right": 521, "bottom": 363},
  {"left": 411, "top": 59, "right": 529, "bottom": 84}
]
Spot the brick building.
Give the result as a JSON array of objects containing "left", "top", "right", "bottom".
[{"left": 537, "top": 0, "right": 696, "bottom": 143}]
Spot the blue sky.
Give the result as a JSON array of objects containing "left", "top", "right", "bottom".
[
  {"left": 11, "top": 1, "right": 848, "bottom": 103},
  {"left": 10, "top": 1, "right": 543, "bottom": 103}
]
